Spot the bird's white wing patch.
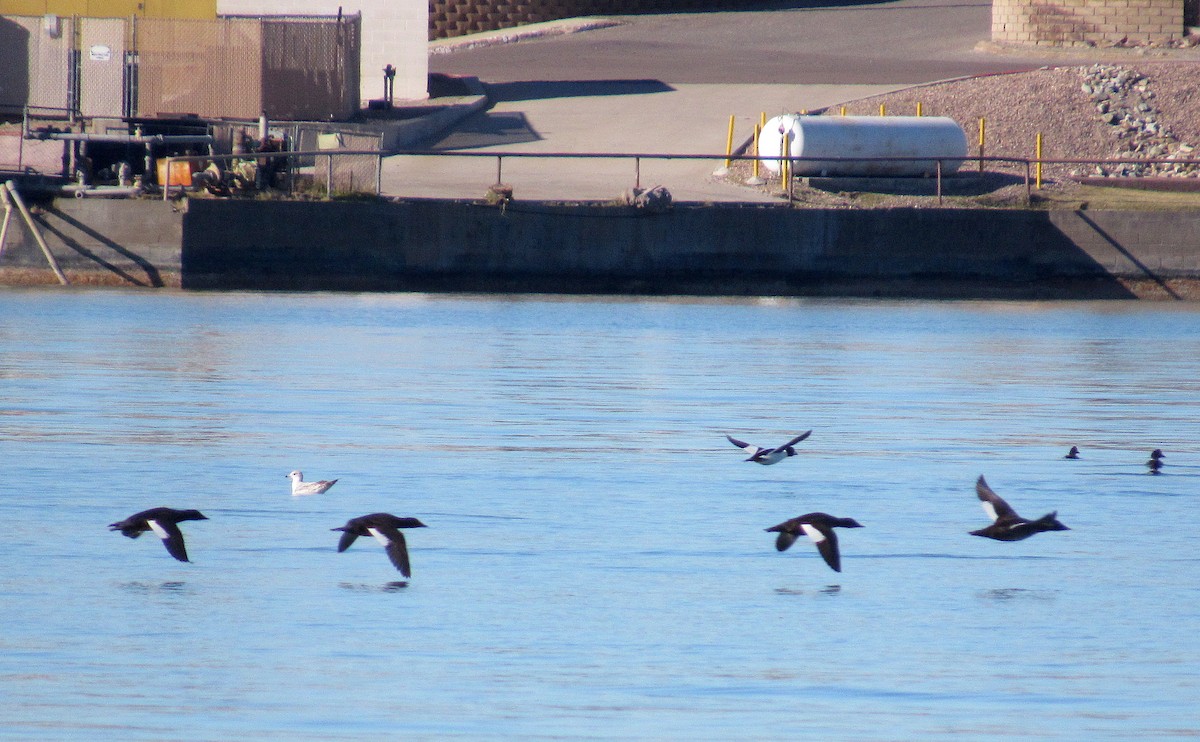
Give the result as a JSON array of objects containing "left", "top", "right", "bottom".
[
  {"left": 146, "top": 519, "right": 170, "bottom": 540},
  {"left": 981, "top": 501, "right": 999, "bottom": 522},
  {"left": 367, "top": 527, "right": 393, "bottom": 546},
  {"left": 800, "top": 523, "right": 827, "bottom": 544}
]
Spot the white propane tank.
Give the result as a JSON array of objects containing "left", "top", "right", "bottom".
[{"left": 758, "top": 114, "right": 968, "bottom": 177}]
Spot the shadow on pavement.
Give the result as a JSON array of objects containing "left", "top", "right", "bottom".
[
  {"left": 425, "top": 111, "right": 541, "bottom": 150},
  {"left": 484, "top": 80, "right": 674, "bottom": 103}
]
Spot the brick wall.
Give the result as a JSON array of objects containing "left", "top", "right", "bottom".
[
  {"left": 429, "top": 0, "right": 729, "bottom": 39},
  {"left": 992, "top": 0, "right": 1185, "bottom": 46}
]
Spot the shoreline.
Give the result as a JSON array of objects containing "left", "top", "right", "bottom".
[{"left": 3, "top": 197, "right": 1200, "bottom": 301}]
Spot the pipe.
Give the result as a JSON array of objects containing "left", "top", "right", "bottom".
[
  {"left": 0, "top": 185, "right": 13, "bottom": 257},
  {"left": 2, "top": 180, "right": 70, "bottom": 285},
  {"left": 40, "top": 133, "right": 214, "bottom": 145},
  {"left": 59, "top": 185, "right": 143, "bottom": 199}
]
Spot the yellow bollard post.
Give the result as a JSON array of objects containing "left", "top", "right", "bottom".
[
  {"left": 760, "top": 112, "right": 766, "bottom": 130},
  {"left": 1035, "top": 132, "right": 1043, "bottom": 189},
  {"left": 978, "top": 117, "right": 986, "bottom": 174},
  {"left": 724, "top": 114, "right": 735, "bottom": 169},
  {"left": 916, "top": 102, "right": 922, "bottom": 117},
  {"left": 840, "top": 105, "right": 846, "bottom": 116},
  {"left": 780, "top": 128, "right": 790, "bottom": 193},
  {"left": 879, "top": 103, "right": 886, "bottom": 116},
  {"left": 752, "top": 124, "right": 761, "bottom": 179}
]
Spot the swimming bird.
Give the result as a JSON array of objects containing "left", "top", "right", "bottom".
[
  {"left": 1147, "top": 449, "right": 1164, "bottom": 474},
  {"left": 332, "top": 513, "right": 427, "bottom": 577},
  {"left": 970, "top": 476, "right": 1069, "bottom": 542},
  {"left": 1064, "top": 446, "right": 1080, "bottom": 459},
  {"left": 726, "top": 431, "right": 812, "bottom": 465},
  {"left": 288, "top": 470, "right": 338, "bottom": 496},
  {"left": 765, "top": 512, "right": 863, "bottom": 572},
  {"left": 108, "top": 507, "right": 208, "bottom": 562}
]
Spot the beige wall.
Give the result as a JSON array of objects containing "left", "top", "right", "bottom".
[
  {"left": 217, "top": 0, "right": 428, "bottom": 102},
  {"left": 992, "top": 0, "right": 1185, "bottom": 46}
]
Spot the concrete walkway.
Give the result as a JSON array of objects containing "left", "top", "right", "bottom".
[{"left": 379, "top": 82, "right": 905, "bottom": 202}]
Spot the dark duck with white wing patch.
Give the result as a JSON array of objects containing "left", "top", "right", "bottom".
[
  {"left": 765, "top": 512, "right": 863, "bottom": 572},
  {"left": 332, "top": 513, "right": 428, "bottom": 577},
  {"left": 970, "top": 476, "right": 1069, "bottom": 542},
  {"left": 108, "top": 507, "right": 208, "bottom": 562}
]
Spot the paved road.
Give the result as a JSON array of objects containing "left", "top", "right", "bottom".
[
  {"left": 428, "top": 0, "right": 1060, "bottom": 84},
  {"left": 382, "top": 0, "right": 1063, "bottom": 201}
]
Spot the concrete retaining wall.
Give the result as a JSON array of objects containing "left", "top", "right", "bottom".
[
  {"left": 0, "top": 198, "right": 181, "bottom": 287},
  {"left": 178, "top": 200, "right": 1200, "bottom": 299},
  {"left": 4, "top": 198, "right": 1200, "bottom": 298}
]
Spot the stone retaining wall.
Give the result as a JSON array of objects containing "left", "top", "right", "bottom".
[
  {"left": 992, "top": 0, "right": 1187, "bottom": 47},
  {"left": 428, "top": 0, "right": 726, "bottom": 39}
]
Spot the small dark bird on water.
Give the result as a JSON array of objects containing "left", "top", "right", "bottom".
[
  {"left": 1064, "top": 446, "right": 1080, "bottom": 459},
  {"left": 726, "top": 431, "right": 812, "bottom": 465},
  {"left": 765, "top": 512, "right": 863, "bottom": 572},
  {"left": 1147, "top": 449, "right": 1164, "bottom": 474},
  {"left": 332, "top": 513, "right": 427, "bottom": 577},
  {"left": 108, "top": 507, "right": 208, "bottom": 562},
  {"left": 970, "top": 476, "right": 1069, "bottom": 542}
]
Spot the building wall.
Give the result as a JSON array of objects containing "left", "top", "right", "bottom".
[
  {"left": 0, "top": 0, "right": 215, "bottom": 18},
  {"left": 992, "top": 0, "right": 1185, "bottom": 46},
  {"left": 217, "top": 0, "right": 427, "bottom": 102}
]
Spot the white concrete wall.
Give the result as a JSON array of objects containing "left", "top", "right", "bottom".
[{"left": 216, "top": 0, "right": 427, "bottom": 103}]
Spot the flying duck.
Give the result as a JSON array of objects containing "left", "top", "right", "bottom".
[
  {"left": 288, "top": 470, "right": 338, "bottom": 496},
  {"left": 765, "top": 512, "right": 863, "bottom": 572},
  {"left": 726, "top": 431, "right": 812, "bottom": 465},
  {"left": 332, "top": 513, "right": 428, "bottom": 577},
  {"left": 970, "top": 476, "right": 1069, "bottom": 541},
  {"left": 108, "top": 507, "right": 208, "bottom": 562},
  {"left": 1064, "top": 446, "right": 1080, "bottom": 459}
]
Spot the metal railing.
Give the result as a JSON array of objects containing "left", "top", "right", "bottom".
[{"left": 145, "top": 149, "right": 1200, "bottom": 205}]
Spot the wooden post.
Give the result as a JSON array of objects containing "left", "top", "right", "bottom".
[{"left": 3, "top": 180, "right": 69, "bottom": 285}]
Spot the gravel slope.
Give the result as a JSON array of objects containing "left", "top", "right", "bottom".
[{"left": 835, "top": 62, "right": 1200, "bottom": 180}]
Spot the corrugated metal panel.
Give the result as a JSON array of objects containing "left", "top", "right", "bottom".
[{"left": 0, "top": 0, "right": 215, "bottom": 17}]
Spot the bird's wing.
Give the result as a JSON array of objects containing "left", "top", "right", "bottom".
[
  {"left": 336, "top": 529, "right": 360, "bottom": 552},
  {"left": 370, "top": 526, "right": 411, "bottom": 577},
  {"left": 772, "top": 430, "right": 812, "bottom": 453},
  {"left": 800, "top": 522, "right": 841, "bottom": 572},
  {"left": 766, "top": 519, "right": 800, "bottom": 551},
  {"left": 773, "top": 530, "right": 798, "bottom": 552},
  {"left": 726, "top": 434, "right": 761, "bottom": 455},
  {"left": 147, "top": 518, "right": 190, "bottom": 562},
  {"left": 975, "top": 476, "right": 1020, "bottom": 523}
]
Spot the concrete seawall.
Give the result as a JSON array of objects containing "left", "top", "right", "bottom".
[{"left": 3, "top": 198, "right": 1200, "bottom": 298}]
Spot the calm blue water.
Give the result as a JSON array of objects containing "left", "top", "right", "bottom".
[{"left": 2, "top": 290, "right": 1199, "bottom": 740}]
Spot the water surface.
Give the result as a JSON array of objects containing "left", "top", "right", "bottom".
[{"left": 2, "top": 291, "right": 1198, "bottom": 739}]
